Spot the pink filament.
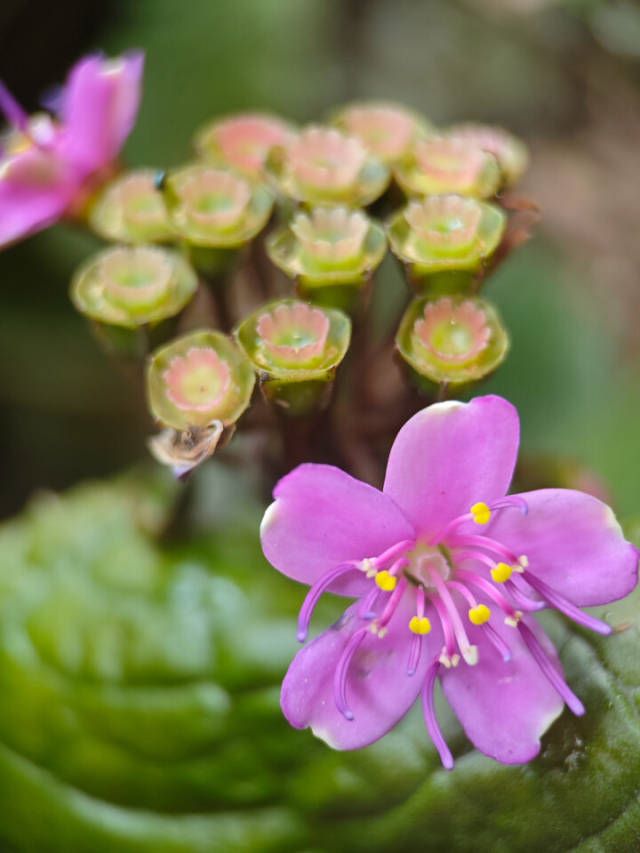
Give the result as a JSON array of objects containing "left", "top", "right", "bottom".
[
  {"left": 422, "top": 660, "right": 454, "bottom": 770},
  {"left": 297, "top": 560, "right": 360, "bottom": 642},
  {"left": 407, "top": 586, "right": 426, "bottom": 676},
  {"left": 333, "top": 626, "right": 369, "bottom": 720},
  {"left": 429, "top": 569, "right": 475, "bottom": 663},
  {"left": 522, "top": 571, "right": 612, "bottom": 636},
  {"left": 518, "top": 622, "right": 585, "bottom": 715}
]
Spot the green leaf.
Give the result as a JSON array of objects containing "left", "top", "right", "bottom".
[{"left": 0, "top": 470, "right": 637, "bottom": 851}]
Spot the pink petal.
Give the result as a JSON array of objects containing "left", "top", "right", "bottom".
[
  {"left": 489, "top": 489, "right": 638, "bottom": 607},
  {"left": 0, "top": 148, "right": 76, "bottom": 247},
  {"left": 61, "top": 52, "right": 144, "bottom": 174},
  {"left": 281, "top": 591, "right": 438, "bottom": 749},
  {"left": 383, "top": 396, "right": 520, "bottom": 538},
  {"left": 261, "top": 464, "right": 415, "bottom": 594},
  {"left": 440, "top": 615, "right": 564, "bottom": 764}
]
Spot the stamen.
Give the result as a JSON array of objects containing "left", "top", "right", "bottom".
[
  {"left": 407, "top": 586, "right": 427, "bottom": 676},
  {"left": 297, "top": 561, "right": 360, "bottom": 642},
  {"left": 429, "top": 569, "right": 478, "bottom": 666},
  {"left": 333, "top": 626, "right": 369, "bottom": 720},
  {"left": 447, "top": 533, "right": 521, "bottom": 565},
  {"left": 373, "top": 576, "right": 408, "bottom": 637},
  {"left": 431, "top": 594, "right": 457, "bottom": 668},
  {"left": 490, "top": 495, "right": 529, "bottom": 515},
  {"left": 523, "top": 571, "right": 612, "bottom": 636},
  {"left": 0, "top": 82, "right": 28, "bottom": 130},
  {"left": 504, "top": 578, "right": 545, "bottom": 612},
  {"left": 375, "top": 570, "right": 397, "bottom": 592},
  {"left": 455, "top": 565, "right": 522, "bottom": 625},
  {"left": 482, "top": 622, "right": 512, "bottom": 662},
  {"left": 371, "top": 538, "right": 414, "bottom": 570},
  {"left": 518, "top": 622, "right": 585, "bottom": 715},
  {"left": 422, "top": 660, "right": 454, "bottom": 770},
  {"left": 468, "top": 603, "right": 491, "bottom": 625},
  {"left": 470, "top": 501, "right": 492, "bottom": 525},
  {"left": 491, "top": 562, "right": 513, "bottom": 583}
]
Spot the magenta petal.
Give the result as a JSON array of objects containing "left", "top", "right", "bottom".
[
  {"left": 383, "top": 396, "right": 520, "bottom": 538},
  {"left": 440, "top": 615, "right": 564, "bottom": 764},
  {"left": 61, "top": 52, "right": 144, "bottom": 173},
  {"left": 489, "top": 489, "right": 638, "bottom": 607},
  {"left": 281, "top": 592, "right": 438, "bottom": 749},
  {"left": 261, "top": 463, "right": 415, "bottom": 593},
  {"left": 0, "top": 148, "right": 76, "bottom": 247}
]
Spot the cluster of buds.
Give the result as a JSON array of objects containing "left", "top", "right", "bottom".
[{"left": 0, "top": 52, "right": 533, "bottom": 477}]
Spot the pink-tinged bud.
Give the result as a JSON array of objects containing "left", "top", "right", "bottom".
[
  {"left": 194, "top": 112, "right": 296, "bottom": 178},
  {"left": 164, "top": 164, "right": 273, "bottom": 248},
  {"left": 266, "top": 125, "right": 389, "bottom": 206},
  {"left": 255, "top": 302, "right": 331, "bottom": 368},
  {"left": 71, "top": 245, "right": 198, "bottom": 328},
  {"left": 396, "top": 294, "right": 509, "bottom": 386},
  {"left": 291, "top": 207, "right": 370, "bottom": 268},
  {"left": 332, "top": 102, "right": 431, "bottom": 163},
  {"left": 387, "top": 194, "right": 506, "bottom": 284},
  {"left": 394, "top": 137, "right": 501, "bottom": 199},
  {"left": 447, "top": 124, "right": 529, "bottom": 187},
  {"left": 235, "top": 298, "right": 351, "bottom": 414},
  {"left": 89, "top": 169, "right": 174, "bottom": 243},
  {"left": 267, "top": 206, "right": 386, "bottom": 308},
  {"left": 147, "top": 329, "right": 255, "bottom": 430}
]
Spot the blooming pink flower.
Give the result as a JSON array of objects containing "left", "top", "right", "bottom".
[
  {"left": 0, "top": 51, "right": 144, "bottom": 247},
  {"left": 261, "top": 396, "right": 637, "bottom": 766}
]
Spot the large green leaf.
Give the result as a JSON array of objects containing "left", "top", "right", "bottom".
[{"left": 0, "top": 471, "right": 637, "bottom": 852}]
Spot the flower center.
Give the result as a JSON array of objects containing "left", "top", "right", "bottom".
[{"left": 404, "top": 543, "right": 450, "bottom": 588}]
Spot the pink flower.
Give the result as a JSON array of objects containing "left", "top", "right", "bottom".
[
  {"left": 0, "top": 51, "right": 144, "bottom": 247},
  {"left": 261, "top": 396, "right": 637, "bottom": 766}
]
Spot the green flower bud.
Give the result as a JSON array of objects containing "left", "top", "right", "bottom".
[
  {"left": 164, "top": 164, "right": 273, "bottom": 248},
  {"left": 71, "top": 246, "right": 198, "bottom": 358},
  {"left": 394, "top": 136, "right": 501, "bottom": 199},
  {"left": 265, "top": 126, "right": 389, "bottom": 207},
  {"left": 235, "top": 299, "right": 351, "bottom": 415},
  {"left": 447, "top": 124, "right": 529, "bottom": 188},
  {"left": 331, "top": 101, "right": 432, "bottom": 164},
  {"left": 266, "top": 206, "right": 386, "bottom": 311},
  {"left": 396, "top": 294, "right": 509, "bottom": 387},
  {"left": 193, "top": 112, "right": 297, "bottom": 179},
  {"left": 88, "top": 169, "right": 174, "bottom": 244},
  {"left": 387, "top": 194, "right": 506, "bottom": 290},
  {"left": 147, "top": 330, "right": 255, "bottom": 431}
]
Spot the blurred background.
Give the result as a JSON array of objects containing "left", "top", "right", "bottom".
[{"left": 0, "top": 0, "right": 638, "bottom": 518}]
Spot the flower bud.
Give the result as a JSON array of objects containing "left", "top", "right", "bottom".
[
  {"left": 396, "top": 294, "right": 509, "bottom": 387},
  {"left": 147, "top": 330, "right": 255, "bottom": 431},
  {"left": 194, "top": 112, "right": 296, "bottom": 179},
  {"left": 71, "top": 246, "right": 198, "bottom": 357},
  {"left": 331, "top": 101, "right": 431, "bottom": 164},
  {"left": 265, "top": 126, "right": 389, "bottom": 207},
  {"left": 163, "top": 164, "right": 273, "bottom": 248},
  {"left": 446, "top": 124, "right": 529, "bottom": 188},
  {"left": 88, "top": 169, "right": 174, "bottom": 243},
  {"left": 266, "top": 206, "right": 386, "bottom": 311},
  {"left": 235, "top": 299, "right": 351, "bottom": 415},
  {"left": 394, "top": 137, "right": 501, "bottom": 199},
  {"left": 387, "top": 194, "right": 506, "bottom": 289}
]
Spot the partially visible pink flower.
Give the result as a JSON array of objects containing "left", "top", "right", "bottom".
[
  {"left": 261, "top": 396, "right": 637, "bottom": 766},
  {"left": 0, "top": 51, "right": 144, "bottom": 247}
]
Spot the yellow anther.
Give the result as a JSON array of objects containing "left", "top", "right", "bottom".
[
  {"left": 468, "top": 604, "right": 491, "bottom": 626},
  {"left": 470, "top": 501, "right": 492, "bottom": 525},
  {"left": 491, "top": 562, "right": 513, "bottom": 583},
  {"left": 375, "top": 570, "right": 397, "bottom": 592},
  {"left": 409, "top": 615, "right": 432, "bottom": 635}
]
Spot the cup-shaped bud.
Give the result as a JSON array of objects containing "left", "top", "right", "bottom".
[
  {"left": 71, "top": 245, "right": 198, "bottom": 328},
  {"left": 396, "top": 294, "right": 509, "bottom": 386},
  {"left": 147, "top": 330, "right": 255, "bottom": 430},
  {"left": 388, "top": 195, "right": 506, "bottom": 281},
  {"left": 267, "top": 206, "right": 386, "bottom": 286},
  {"left": 148, "top": 422, "right": 224, "bottom": 479},
  {"left": 447, "top": 124, "right": 529, "bottom": 187},
  {"left": 193, "top": 112, "right": 296, "bottom": 178},
  {"left": 394, "top": 137, "right": 501, "bottom": 199},
  {"left": 266, "top": 126, "right": 389, "bottom": 206},
  {"left": 235, "top": 299, "right": 351, "bottom": 414},
  {"left": 331, "top": 102, "right": 431, "bottom": 164},
  {"left": 164, "top": 165, "right": 273, "bottom": 248},
  {"left": 88, "top": 169, "right": 174, "bottom": 243}
]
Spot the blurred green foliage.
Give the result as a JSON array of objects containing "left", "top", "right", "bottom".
[{"left": 0, "top": 470, "right": 638, "bottom": 851}]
